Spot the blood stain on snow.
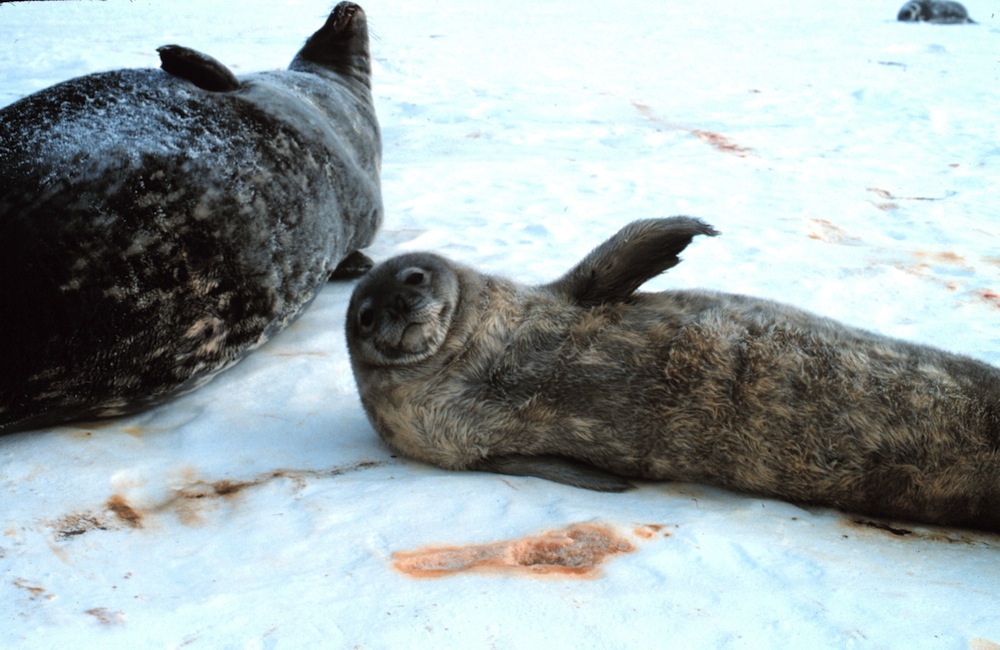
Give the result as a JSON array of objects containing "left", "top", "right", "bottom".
[
  {"left": 689, "top": 129, "right": 752, "bottom": 157},
  {"left": 13, "top": 578, "right": 52, "bottom": 601},
  {"left": 807, "top": 218, "right": 859, "bottom": 244},
  {"left": 845, "top": 518, "right": 996, "bottom": 547},
  {"left": 85, "top": 607, "right": 125, "bottom": 625},
  {"left": 106, "top": 495, "right": 143, "bottom": 528},
  {"left": 632, "top": 523, "right": 672, "bottom": 540},
  {"left": 50, "top": 462, "right": 386, "bottom": 533},
  {"left": 54, "top": 513, "right": 110, "bottom": 540},
  {"left": 632, "top": 101, "right": 752, "bottom": 157},
  {"left": 392, "top": 522, "right": 653, "bottom": 579},
  {"left": 970, "top": 639, "right": 1000, "bottom": 650},
  {"left": 866, "top": 187, "right": 947, "bottom": 202},
  {"left": 976, "top": 289, "right": 1000, "bottom": 309},
  {"left": 913, "top": 250, "right": 968, "bottom": 266}
]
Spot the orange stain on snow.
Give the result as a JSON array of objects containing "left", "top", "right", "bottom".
[{"left": 393, "top": 522, "right": 671, "bottom": 579}]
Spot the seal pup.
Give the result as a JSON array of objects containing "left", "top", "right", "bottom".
[
  {"left": 0, "top": 2, "right": 382, "bottom": 433},
  {"left": 346, "top": 218, "right": 1000, "bottom": 532},
  {"left": 897, "top": 1, "right": 975, "bottom": 23}
]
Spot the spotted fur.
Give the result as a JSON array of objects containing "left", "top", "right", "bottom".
[
  {"left": 0, "top": 2, "right": 382, "bottom": 432},
  {"left": 897, "top": 1, "right": 975, "bottom": 23}
]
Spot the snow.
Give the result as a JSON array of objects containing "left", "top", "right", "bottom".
[{"left": 2, "top": 0, "right": 999, "bottom": 647}]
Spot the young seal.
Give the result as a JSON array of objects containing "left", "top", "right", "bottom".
[
  {"left": 346, "top": 218, "right": 1000, "bottom": 532},
  {"left": 897, "top": 1, "right": 975, "bottom": 23},
  {"left": 0, "top": 2, "right": 382, "bottom": 433}
]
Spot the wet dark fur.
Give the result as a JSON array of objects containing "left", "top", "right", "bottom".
[
  {"left": 347, "top": 218, "right": 1000, "bottom": 532},
  {"left": 0, "top": 3, "right": 382, "bottom": 433},
  {"left": 897, "top": 1, "right": 975, "bottom": 23}
]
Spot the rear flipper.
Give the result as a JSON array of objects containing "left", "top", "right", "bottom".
[
  {"left": 330, "top": 250, "right": 374, "bottom": 280},
  {"left": 157, "top": 45, "right": 240, "bottom": 92},
  {"left": 543, "top": 217, "right": 719, "bottom": 307},
  {"left": 471, "top": 454, "right": 636, "bottom": 493}
]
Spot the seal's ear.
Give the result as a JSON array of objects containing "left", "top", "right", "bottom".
[
  {"left": 471, "top": 454, "right": 636, "bottom": 492},
  {"left": 543, "top": 217, "right": 718, "bottom": 307},
  {"left": 157, "top": 45, "right": 240, "bottom": 92}
]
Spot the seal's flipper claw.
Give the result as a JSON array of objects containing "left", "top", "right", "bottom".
[
  {"left": 544, "top": 217, "right": 718, "bottom": 307},
  {"left": 157, "top": 45, "right": 240, "bottom": 92},
  {"left": 472, "top": 454, "right": 636, "bottom": 493},
  {"left": 330, "top": 250, "right": 375, "bottom": 280}
]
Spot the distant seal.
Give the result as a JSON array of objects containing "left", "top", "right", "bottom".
[
  {"left": 0, "top": 2, "right": 382, "bottom": 433},
  {"left": 347, "top": 218, "right": 1000, "bottom": 532},
  {"left": 897, "top": 1, "right": 975, "bottom": 23}
]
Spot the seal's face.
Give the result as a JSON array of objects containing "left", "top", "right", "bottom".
[
  {"left": 347, "top": 253, "right": 461, "bottom": 367},
  {"left": 898, "top": 1, "right": 924, "bottom": 20},
  {"left": 291, "top": 2, "right": 372, "bottom": 88}
]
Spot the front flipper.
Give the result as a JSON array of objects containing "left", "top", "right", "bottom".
[
  {"left": 544, "top": 217, "right": 718, "bottom": 307},
  {"left": 471, "top": 454, "right": 636, "bottom": 493},
  {"left": 329, "top": 250, "right": 374, "bottom": 280},
  {"left": 157, "top": 45, "right": 240, "bottom": 92}
]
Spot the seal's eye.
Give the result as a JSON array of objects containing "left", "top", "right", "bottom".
[
  {"left": 357, "top": 302, "right": 375, "bottom": 330},
  {"left": 399, "top": 267, "right": 430, "bottom": 287}
]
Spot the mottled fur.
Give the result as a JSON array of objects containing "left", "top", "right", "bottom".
[
  {"left": 897, "top": 1, "right": 975, "bottom": 23},
  {"left": 347, "top": 218, "right": 1000, "bottom": 532},
  {"left": 0, "top": 3, "right": 382, "bottom": 433}
]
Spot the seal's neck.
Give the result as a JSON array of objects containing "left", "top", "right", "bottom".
[
  {"left": 289, "top": 54, "right": 371, "bottom": 92},
  {"left": 289, "top": 4, "right": 372, "bottom": 90}
]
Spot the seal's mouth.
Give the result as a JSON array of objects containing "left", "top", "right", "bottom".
[
  {"left": 333, "top": 2, "right": 363, "bottom": 34},
  {"left": 397, "top": 320, "right": 436, "bottom": 355}
]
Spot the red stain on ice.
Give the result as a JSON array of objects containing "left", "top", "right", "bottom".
[
  {"left": 632, "top": 101, "right": 752, "bottom": 157},
  {"left": 632, "top": 523, "right": 672, "bottom": 540},
  {"left": 807, "top": 218, "right": 859, "bottom": 244},
  {"left": 689, "top": 129, "right": 752, "bottom": 157},
  {"left": 392, "top": 523, "right": 643, "bottom": 579},
  {"left": 977, "top": 290, "right": 1000, "bottom": 309}
]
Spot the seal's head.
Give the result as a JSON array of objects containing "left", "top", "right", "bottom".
[
  {"left": 897, "top": 1, "right": 924, "bottom": 20},
  {"left": 346, "top": 253, "right": 462, "bottom": 368},
  {"left": 291, "top": 2, "right": 372, "bottom": 87}
]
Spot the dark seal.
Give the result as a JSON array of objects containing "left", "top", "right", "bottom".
[
  {"left": 0, "top": 2, "right": 382, "bottom": 433},
  {"left": 897, "top": 1, "right": 975, "bottom": 23},
  {"left": 346, "top": 218, "right": 1000, "bottom": 532}
]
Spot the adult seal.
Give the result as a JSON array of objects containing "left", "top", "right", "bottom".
[
  {"left": 897, "top": 1, "right": 975, "bottom": 23},
  {"left": 346, "top": 218, "right": 1000, "bottom": 532},
  {"left": 0, "top": 2, "right": 382, "bottom": 433}
]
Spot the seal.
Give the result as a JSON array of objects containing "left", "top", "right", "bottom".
[
  {"left": 897, "top": 1, "right": 975, "bottom": 23},
  {"left": 0, "top": 2, "right": 382, "bottom": 433},
  {"left": 347, "top": 218, "right": 1000, "bottom": 532}
]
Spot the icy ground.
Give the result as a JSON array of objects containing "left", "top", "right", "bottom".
[{"left": 1, "top": 0, "right": 999, "bottom": 647}]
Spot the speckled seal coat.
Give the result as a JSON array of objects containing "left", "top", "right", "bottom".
[
  {"left": 0, "top": 3, "right": 382, "bottom": 432},
  {"left": 897, "top": 1, "right": 975, "bottom": 23},
  {"left": 346, "top": 218, "right": 1000, "bottom": 532}
]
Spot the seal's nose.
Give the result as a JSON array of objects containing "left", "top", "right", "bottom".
[{"left": 392, "top": 293, "right": 409, "bottom": 315}]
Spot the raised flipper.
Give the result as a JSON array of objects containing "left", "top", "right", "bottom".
[
  {"left": 544, "top": 217, "right": 718, "bottom": 307},
  {"left": 157, "top": 45, "right": 240, "bottom": 92},
  {"left": 330, "top": 250, "right": 374, "bottom": 280},
  {"left": 471, "top": 454, "right": 636, "bottom": 493}
]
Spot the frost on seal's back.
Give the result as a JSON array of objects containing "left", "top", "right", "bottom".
[{"left": 0, "top": 2, "right": 382, "bottom": 433}]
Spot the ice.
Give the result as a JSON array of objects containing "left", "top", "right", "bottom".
[{"left": 1, "top": 0, "right": 998, "bottom": 647}]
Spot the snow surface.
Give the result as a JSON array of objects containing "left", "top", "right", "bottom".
[{"left": 2, "top": 0, "right": 1000, "bottom": 647}]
